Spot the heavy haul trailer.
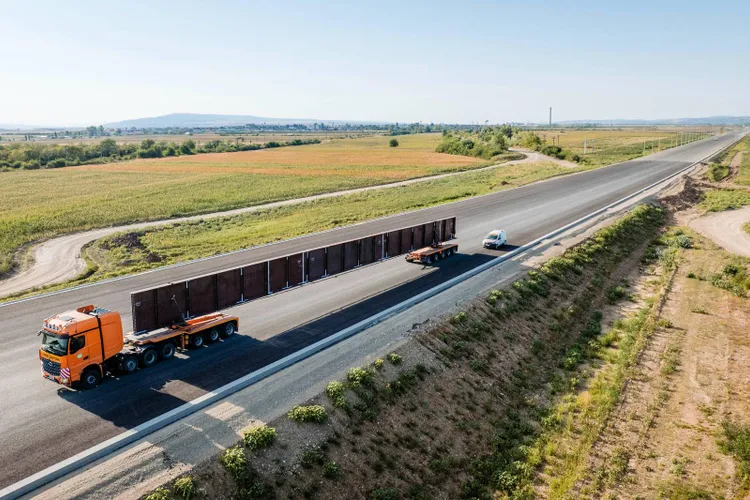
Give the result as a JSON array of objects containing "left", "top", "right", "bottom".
[
  {"left": 405, "top": 242, "right": 459, "bottom": 264},
  {"left": 39, "top": 305, "right": 238, "bottom": 389}
]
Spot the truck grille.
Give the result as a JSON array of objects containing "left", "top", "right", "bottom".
[{"left": 42, "top": 357, "right": 61, "bottom": 376}]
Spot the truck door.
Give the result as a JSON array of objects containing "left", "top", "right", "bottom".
[{"left": 67, "top": 333, "right": 92, "bottom": 381}]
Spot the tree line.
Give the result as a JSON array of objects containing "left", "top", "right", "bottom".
[{"left": 0, "top": 137, "right": 321, "bottom": 171}]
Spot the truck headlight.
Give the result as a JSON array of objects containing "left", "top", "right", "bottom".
[{"left": 60, "top": 377, "right": 70, "bottom": 385}]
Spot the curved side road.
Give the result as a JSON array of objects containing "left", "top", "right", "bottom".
[
  {"left": 689, "top": 205, "right": 750, "bottom": 257},
  {"left": 0, "top": 150, "right": 565, "bottom": 298}
]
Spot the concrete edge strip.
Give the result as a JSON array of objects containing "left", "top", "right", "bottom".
[
  {"left": 0, "top": 134, "right": 725, "bottom": 308},
  {"left": 0, "top": 137, "right": 740, "bottom": 500}
]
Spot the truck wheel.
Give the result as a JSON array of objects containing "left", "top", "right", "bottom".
[
  {"left": 190, "top": 333, "right": 205, "bottom": 348},
  {"left": 222, "top": 322, "right": 236, "bottom": 338},
  {"left": 159, "top": 342, "right": 176, "bottom": 360},
  {"left": 207, "top": 327, "right": 221, "bottom": 343},
  {"left": 140, "top": 348, "right": 158, "bottom": 367},
  {"left": 80, "top": 368, "right": 102, "bottom": 389},
  {"left": 121, "top": 355, "right": 138, "bottom": 374},
  {"left": 425, "top": 255, "right": 432, "bottom": 264}
]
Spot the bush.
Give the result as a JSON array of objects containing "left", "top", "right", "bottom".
[
  {"left": 387, "top": 352, "right": 402, "bottom": 365},
  {"left": 220, "top": 446, "right": 247, "bottom": 481},
  {"left": 145, "top": 488, "right": 170, "bottom": 500},
  {"left": 723, "top": 263, "right": 742, "bottom": 276},
  {"left": 389, "top": 139, "right": 399, "bottom": 147},
  {"left": 486, "top": 289, "right": 503, "bottom": 305},
  {"left": 347, "top": 366, "right": 375, "bottom": 387},
  {"left": 173, "top": 476, "right": 197, "bottom": 499},
  {"left": 373, "top": 358, "right": 385, "bottom": 370},
  {"left": 607, "top": 285, "right": 628, "bottom": 304},
  {"left": 288, "top": 404, "right": 328, "bottom": 423},
  {"left": 370, "top": 488, "right": 400, "bottom": 500},
  {"left": 719, "top": 420, "right": 750, "bottom": 479},
  {"left": 322, "top": 461, "right": 342, "bottom": 479},
  {"left": 450, "top": 311, "right": 468, "bottom": 325},
  {"left": 242, "top": 424, "right": 276, "bottom": 451},
  {"left": 325, "top": 381, "right": 349, "bottom": 410}
]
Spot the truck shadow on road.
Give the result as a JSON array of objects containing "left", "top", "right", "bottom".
[{"left": 58, "top": 251, "right": 497, "bottom": 431}]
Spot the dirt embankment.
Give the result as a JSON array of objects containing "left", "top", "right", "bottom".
[{"left": 142, "top": 204, "right": 672, "bottom": 500}]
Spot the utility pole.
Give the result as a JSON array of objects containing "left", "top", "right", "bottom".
[
  {"left": 584, "top": 138, "right": 587, "bottom": 155},
  {"left": 549, "top": 107, "right": 552, "bottom": 127}
]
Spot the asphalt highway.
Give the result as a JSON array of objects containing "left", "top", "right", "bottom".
[{"left": 0, "top": 134, "right": 738, "bottom": 489}]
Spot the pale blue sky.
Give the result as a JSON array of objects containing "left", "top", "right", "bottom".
[{"left": 1, "top": 0, "right": 748, "bottom": 126}]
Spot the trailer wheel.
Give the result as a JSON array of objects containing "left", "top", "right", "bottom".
[
  {"left": 190, "top": 333, "right": 205, "bottom": 348},
  {"left": 159, "top": 342, "right": 176, "bottom": 360},
  {"left": 80, "top": 368, "right": 102, "bottom": 389},
  {"left": 121, "top": 355, "right": 138, "bottom": 374},
  {"left": 207, "top": 327, "right": 221, "bottom": 343},
  {"left": 425, "top": 255, "right": 432, "bottom": 264},
  {"left": 222, "top": 321, "right": 236, "bottom": 338},
  {"left": 140, "top": 348, "right": 158, "bottom": 367}
]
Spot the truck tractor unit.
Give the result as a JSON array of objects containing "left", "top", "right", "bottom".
[
  {"left": 405, "top": 241, "right": 459, "bottom": 264},
  {"left": 39, "top": 305, "right": 238, "bottom": 389}
]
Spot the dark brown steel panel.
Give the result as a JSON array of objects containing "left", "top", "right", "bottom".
[
  {"left": 359, "top": 236, "right": 374, "bottom": 265},
  {"left": 424, "top": 222, "right": 435, "bottom": 246},
  {"left": 436, "top": 219, "right": 445, "bottom": 243},
  {"left": 288, "top": 253, "right": 304, "bottom": 287},
  {"left": 344, "top": 241, "right": 359, "bottom": 270},
  {"left": 156, "top": 283, "right": 187, "bottom": 326},
  {"left": 374, "top": 234, "right": 384, "bottom": 260},
  {"left": 327, "top": 244, "right": 344, "bottom": 275},
  {"left": 242, "top": 262, "right": 266, "bottom": 300},
  {"left": 308, "top": 248, "right": 326, "bottom": 281},
  {"left": 446, "top": 217, "right": 456, "bottom": 239},
  {"left": 131, "top": 290, "right": 157, "bottom": 333},
  {"left": 400, "top": 228, "right": 412, "bottom": 253},
  {"left": 269, "top": 257, "right": 287, "bottom": 292},
  {"left": 413, "top": 224, "right": 424, "bottom": 248},
  {"left": 386, "top": 231, "right": 400, "bottom": 257},
  {"left": 217, "top": 269, "right": 242, "bottom": 309},
  {"left": 188, "top": 275, "right": 217, "bottom": 317}
]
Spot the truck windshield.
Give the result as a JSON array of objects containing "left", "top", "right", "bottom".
[
  {"left": 41, "top": 332, "right": 68, "bottom": 356},
  {"left": 485, "top": 232, "right": 499, "bottom": 239}
]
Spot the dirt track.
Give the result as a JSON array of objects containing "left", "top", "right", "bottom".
[
  {"left": 689, "top": 205, "right": 750, "bottom": 257},
  {"left": 1, "top": 152, "right": 574, "bottom": 298}
]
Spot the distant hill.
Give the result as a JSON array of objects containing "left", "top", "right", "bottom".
[
  {"left": 556, "top": 116, "right": 750, "bottom": 126},
  {"left": 104, "top": 113, "right": 383, "bottom": 129}
]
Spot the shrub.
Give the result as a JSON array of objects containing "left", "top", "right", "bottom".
[
  {"left": 486, "top": 289, "right": 503, "bottom": 305},
  {"left": 370, "top": 488, "right": 400, "bottom": 500},
  {"left": 173, "top": 476, "right": 197, "bottom": 499},
  {"left": 242, "top": 424, "right": 276, "bottom": 451},
  {"left": 347, "top": 366, "right": 375, "bottom": 387},
  {"left": 389, "top": 139, "right": 399, "bottom": 147},
  {"left": 607, "top": 285, "right": 628, "bottom": 304},
  {"left": 220, "top": 446, "right": 247, "bottom": 481},
  {"left": 387, "top": 352, "right": 402, "bottom": 365},
  {"left": 723, "top": 263, "right": 742, "bottom": 276},
  {"left": 674, "top": 235, "right": 692, "bottom": 248},
  {"left": 719, "top": 420, "right": 750, "bottom": 479},
  {"left": 325, "top": 381, "right": 349, "bottom": 410},
  {"left": 145, "top": 488, "right": 170, "bottom": 500},
  {"left": 322, "top": 461, "right": 342, "bottom": 479},
  {"left": 450, "top": 311, "right": 468, "bottom": 325},
  {"left": 373, "top": 358, "right": 385, "bottom": 370},
  {"left": 687, "top": 271, "right": 697, "bottom": 279},
  {"left": 288, "top": 405, "right": 328, "bottom": 423}
]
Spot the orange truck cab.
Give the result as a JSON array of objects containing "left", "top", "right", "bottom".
[{"left": 40, "top": 305, "right": 238, "bottom": 389}]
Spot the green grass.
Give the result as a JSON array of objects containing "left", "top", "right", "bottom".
[
  {"left": 719, "top": 420, "right": 750, "bottom": 483},
  {"left": 0, "top": 133, "right": 488, "bottom": 277},
  {"left": 728, "top": 136, "right": 750, "bottom": 185},
  {"left": 700, "top": 188, "right": 750, "bottom": 212},
  {"left": 81, "top": 161, "right": 576, "bottom": 280}
]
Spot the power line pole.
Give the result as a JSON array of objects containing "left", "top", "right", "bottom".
[{"left": 549, "top": 107, "right": 552, "bottom": 127}]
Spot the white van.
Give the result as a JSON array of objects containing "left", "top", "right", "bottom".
[{"left": 482, "top": 230, "right": 507, "bottom": 249}]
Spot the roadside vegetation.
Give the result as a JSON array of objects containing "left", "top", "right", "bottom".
[{"left": 141, "top": 203, "right": 685, "bottom": 499}]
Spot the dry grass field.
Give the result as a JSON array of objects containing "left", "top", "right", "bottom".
[
  {"left": 0, "top": 133, "right": 487, "bottom": 276},
  {"left": 0, "top": 132, "right": 348, "bottom": 146}
]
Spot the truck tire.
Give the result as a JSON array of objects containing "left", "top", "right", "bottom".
[
  {"left": 140, "top": 348, "right": 158, "bottom": 367},
  {"left": 80, "top": 367, "right": 102, "bottom": 389},
  {"left": 222, "top": 321, "right": 236, "bottom": 338},
  {"left": 207, "top": 327, "right": 221, "bottom": 343},
  {"left": 159, "top": 342, "right": 176, "bottom": 360},
  {"left": 121, "top": 355, "right": 138, "bottom": 374},
  {"left": 190, "top": 333, "right": 205, "bottom": 348}
]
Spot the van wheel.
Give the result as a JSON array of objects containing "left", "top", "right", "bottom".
[
  {"left": 222, "top": 322, "right": 236, "bottom": 338},
  {"left": 80, "top": 368, "right": 102, "bottom": 389},
  {"left": 190, "top": 334, "right": 205, "bottom": 348},
  {"left": 140, "top": 348, "right": 158, "bottom": 367},
  {"left": 207, "top": 327, "right": 221, "bottom": 343},
  {"left": 159, "top": 342, "right": 176, "bottom": 360},
  {"left": 121, "top": 355, "right": 138, "bottom": 374}
]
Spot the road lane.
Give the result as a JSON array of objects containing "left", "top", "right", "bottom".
[{"left": 0, "top": 134, "right": 737, "bottom": 488}]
